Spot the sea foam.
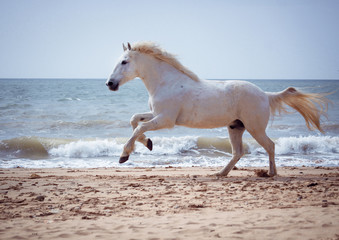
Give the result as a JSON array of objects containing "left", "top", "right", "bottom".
[
  {"left": 275, "top": 136, "right": 339, "bottom": 155},
  {"left": 1, "top": 135, "right": 338, "bottom": 168}
]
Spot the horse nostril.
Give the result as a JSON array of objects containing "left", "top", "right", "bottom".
[{"left": 106, "top": 80, "right": 119, "bottom": 91}]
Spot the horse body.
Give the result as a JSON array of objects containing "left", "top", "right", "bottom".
[
  {"left": 106, "top": 42, "right": 328, "bottom": 177},
  {"left": 137, "top": 51, "right": 269, "bottom": 130},
  {"left": 175, "top": 80, "right": 235, "bottom": 129},
  {"left": 173, "top": 80, "right": 268, "bottom": 130}
]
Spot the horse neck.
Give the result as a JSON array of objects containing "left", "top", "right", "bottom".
[{"left": 136, "top": 54, "right": 185, "bottom": 95}]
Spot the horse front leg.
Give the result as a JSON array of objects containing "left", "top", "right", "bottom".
[
  {"left": 130, "top": 112, "right": 154, "bottom": 151},
  {"left": 120, "top": 114, "right": 174, "bottom": 163}
]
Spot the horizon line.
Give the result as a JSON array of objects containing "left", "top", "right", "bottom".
[{"left": 0, "top": 77, "right": 338, "bottom": 81}]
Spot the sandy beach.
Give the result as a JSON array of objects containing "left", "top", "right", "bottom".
[{"left": 0, "top": 166, "right": 338, "bottom": 240}]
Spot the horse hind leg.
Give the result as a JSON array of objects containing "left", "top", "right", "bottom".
[
  {"left": 217, "top": 120, "right": 245, "bottom": 176},
  {"left": 247, "top": 128, "right": 276, "bottom": 176}
]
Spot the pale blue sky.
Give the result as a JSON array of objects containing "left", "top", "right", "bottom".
[{"left": 0, "top": 0, "right": 338, "bottom": 79}]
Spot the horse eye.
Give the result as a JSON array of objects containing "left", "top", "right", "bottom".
[{"left": 121, "top": 60, "right": 128, "bottom": 65}]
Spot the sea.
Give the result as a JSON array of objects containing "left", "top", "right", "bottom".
[{"left": 0, "top": 78, "right": 338, "bottom": 169}]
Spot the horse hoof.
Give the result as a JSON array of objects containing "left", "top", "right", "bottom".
[
  {"left": 209, "top": 171, "right": 227, "bottom": 178},
  {"left": 119, "top": 155, "right": 129, "bottom": 164},
  {"left": 147, "top": 139, "right": 153, "bottom": 151}
]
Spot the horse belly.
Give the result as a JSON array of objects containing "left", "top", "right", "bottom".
[
  {"left": 175, "top": 98, "right": 231, "bottom": 129},
  {"left": 178, "top": 115, "right": 229, "bottom": 129}
]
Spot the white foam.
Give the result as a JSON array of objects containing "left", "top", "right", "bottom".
[
  {"left": 1, "top": 135, "right": 338, "bottom": 168},
  {"left": 48, "top": 136, "right": 199, "bottom": 158},
  {"left": 275, "top": 136, "right": 339, "bottom": 155},
  {"left": 49, "top": 138, "right": 122, "bottom": 158},
  {"left": 136, "top": 136, "right": 198, "bottom": 155}
]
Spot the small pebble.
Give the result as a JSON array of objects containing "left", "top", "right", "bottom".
[{"left": 36, "top": 195, "right": 45, "bottom": 202}]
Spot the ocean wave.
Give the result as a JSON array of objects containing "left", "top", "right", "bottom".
[
  {"left": 49, "top": 136, "right": 199, "bottom": 158},
  {"left": 49, "top": 119, "right": 130, "bottom": 129},
  {"left": 58, "top": 97, "right": 81, "bottom": 101},
  {"left": 49, "top": 138, "right": 123, "bottom": 158},
  {"left": 0, "top": 137, "right": 73, "bottom": 160},
  {"left": 0, "top": 103, "right": 32, "bottom": 110},
  {"left": 275, "top": 136, "right": 339, "bottom": 155},
  {"left": 323, "top": 124, "right": 339, "bottom": 133},
  {"left": 268, "top": 123, "right": 339, "bottom": 133},
  {"left": 1, "top": 135, "right": 338, "bottom": 162}
]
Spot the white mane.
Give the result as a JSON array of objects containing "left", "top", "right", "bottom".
[{"left": 131, "top": 42, "right": 200, "bottom": 82}]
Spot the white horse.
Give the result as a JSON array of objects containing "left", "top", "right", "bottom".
[{"left": 106, "top": 42, "right": 328, "bottom": 177}]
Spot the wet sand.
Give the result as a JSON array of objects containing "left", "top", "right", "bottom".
[{"left": 1, "top": 166, "right": 338, "bottom": 239}]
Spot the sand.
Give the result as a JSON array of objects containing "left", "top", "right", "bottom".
[{"left": 0, "top": 166, "right": 338, "bottom": 240}]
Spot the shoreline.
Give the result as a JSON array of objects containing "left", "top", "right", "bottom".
[{"left": 1, "top": 166, "right": 339, "bottom": 239}]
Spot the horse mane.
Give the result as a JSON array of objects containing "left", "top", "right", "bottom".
[{"left": 130, "top": 42, "right": 200, "bottom": 82}]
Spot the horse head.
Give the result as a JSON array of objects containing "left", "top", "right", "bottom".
[{"left": 106, "top": 42, "right": 138, "bottom": 91}]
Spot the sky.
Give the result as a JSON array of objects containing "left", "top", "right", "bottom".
[{"left": 0, "top": 0, "right": 338, "bottom": 79}]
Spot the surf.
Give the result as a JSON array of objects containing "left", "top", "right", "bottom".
[{"left": 1, "top": 135, "right": 338, "bottom": 164}]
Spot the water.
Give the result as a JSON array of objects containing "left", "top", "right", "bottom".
[{"left": 0, "top": 78, "right": 338, "bottom": 168}]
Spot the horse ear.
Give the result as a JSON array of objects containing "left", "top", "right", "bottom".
[
  {"left": 123, "top": 43, "right": 127, "bottom": 51},
  {"left": 127, "top": 42, "right": 132, "bottom": 50}
]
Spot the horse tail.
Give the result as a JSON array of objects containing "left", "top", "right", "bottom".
[{"left": 267, "top": 87, "right": 329, "bottom": 133}]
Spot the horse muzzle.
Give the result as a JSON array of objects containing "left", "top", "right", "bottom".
[{"left": 106, "top": 80, "right": 119, "bottom": 91}]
